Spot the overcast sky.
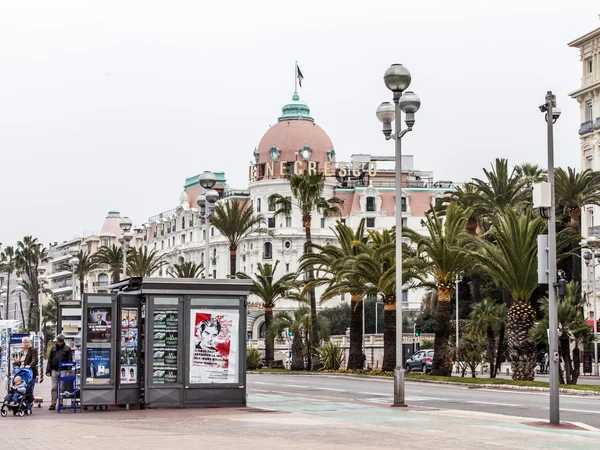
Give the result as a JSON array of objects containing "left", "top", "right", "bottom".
[{"left": 1, "top": 1, "right": 599, "bottom": 247}]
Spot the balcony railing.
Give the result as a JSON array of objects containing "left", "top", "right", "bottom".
[
  {"left": 579, "top": 120, "right": 593, "bottom": 135},
  {"left": 93, "top": 281, "right": 109, "bottom": 287}
]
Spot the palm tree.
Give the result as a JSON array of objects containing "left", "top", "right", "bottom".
[
  {"left": 93, "top": 245, "right": 125, "bottom": 284},
  {"left": 466, "top": 209, "right": 546, "bottom": 380},
  {"left": 272, "top": 172, "right": 343, "bottom": 370},
  {"left": 268, "top": 306, "right": 311, "bottom": 370},
  {"left": 237, "top": 261, "right": 298, "bottom": 366},
  {"left": 467, "top": 158, "right": 530, "bottom": 219},
  {"left": 555, "top": 167, "right": 600, "bottom": 287},
  {"left": 168, "top": 261, "right": 204, "bottom": 278},
  {"left": 60, "top": 250, "right": 100, "bottom": 297},
  {"left": 404, "top": 203, "right": 470, "bottom": 376},
  {"left": 0, "top": 246, "right": 17, "bottom": 319},
  {"left": 127, "top": 247, "right": 165, "bottom": 277},
  {"left": 515, "top": 163, "right": 548, "bottom": 187},
  {"left": 353, "top": 228, "right": 425, "bottom": 371},
  {"left": 299, "top": 219, "right": 369, "bottom": 370},
  {"left": 15, "top": 236, "right": 48, "bottom": 328},
  {"left": 209, "top": 200, "right": 270, "bottom": 277},
  {"left": 469, "top": 298, "right": 506, "bottom": 378},
  {"left": 531, "top": 282, "right": 592, "bottom": 385}
]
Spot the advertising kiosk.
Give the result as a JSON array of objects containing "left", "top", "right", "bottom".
[{"left": 81, "top": 277, "right": 252, "bottom": 409}]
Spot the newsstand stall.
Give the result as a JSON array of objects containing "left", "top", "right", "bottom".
[{"left": 80, "top": 277, "right": 252, "bottom": 409}]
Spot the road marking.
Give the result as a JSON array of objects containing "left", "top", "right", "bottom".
[
  {"left": 467, "top": 401, "right": 521, "bottom": 407},
  {"left": 317, "top": 387, "right": 347, "bottom": 392},
  {"left": 555, "top": 408, "right": 600, "bottom": 415},
  {"left": 282, "top": 384, "right": 309, "bottom": 388}
]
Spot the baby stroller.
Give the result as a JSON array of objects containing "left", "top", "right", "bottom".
[{"left": 1, "top": 368, "right": 35, "bottom": 417}]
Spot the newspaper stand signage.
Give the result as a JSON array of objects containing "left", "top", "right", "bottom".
[{"left": 81, "top": 277, "right": 251, "bottom": 409}]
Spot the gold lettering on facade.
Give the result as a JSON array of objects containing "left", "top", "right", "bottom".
[
  {"left": 368, "top": 162, "right": 377, "bottom": 176},
  {"left": 265, "top": 161, "right": 274, "bottom": 177},
  {"left": 323, "top": 161, "right": 331, "bottom": 176},
  {"left": 280, "top": 161, "right": 287, "bottom": 176},
  {"left": 249, "top": 164, "right": 257, "bottom": 181},
  {"left": 338, "top": 162, "right": 347, "bottom": 177},
  {"left": 352, "top": 162, "right": 360, "bottom": 177},
  {"left": 307, "top": 161, "right": 317, "bottom": 175},
  {"left": 294, "top": 160, "right": 304, "bottom": 175}
]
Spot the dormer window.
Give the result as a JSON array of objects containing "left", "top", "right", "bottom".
[{"left": 366, "top": 197, "right": 376, "bottom": 212}]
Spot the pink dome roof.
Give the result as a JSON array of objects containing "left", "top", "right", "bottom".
[
  {"left": 257, "top": 120, "right": 334, "bottom": 166},
  {"left": 99, "top": 211, "right": 123, "bottom": 238}
]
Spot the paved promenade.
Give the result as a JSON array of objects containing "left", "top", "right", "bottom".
[{"left": 0, "top": 377, "right": 599, "bottom": 449}]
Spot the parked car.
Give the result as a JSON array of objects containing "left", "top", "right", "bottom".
[{"left": 405, "top": 350, "right": 434, "bottom": 373}]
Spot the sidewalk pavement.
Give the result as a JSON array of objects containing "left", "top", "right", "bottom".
[{"left": 0, "top": 377, "right": 598, "bottom": 449}]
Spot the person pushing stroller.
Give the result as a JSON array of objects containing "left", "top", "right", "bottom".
[{"left": 3, "top": 376, "right": 27, "bottom": 406}]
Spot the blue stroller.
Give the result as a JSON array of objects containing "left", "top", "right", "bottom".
[{"left": 1, "top": 368, "right": 35, "bottom": 417}]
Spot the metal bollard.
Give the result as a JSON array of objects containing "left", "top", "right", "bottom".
[{"left": 393, "top": 368, "right": 406, "bottom": 407}]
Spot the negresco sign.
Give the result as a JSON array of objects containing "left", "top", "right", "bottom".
[{"left": 248, "top": 160, "right": 378, "bottom": 181}]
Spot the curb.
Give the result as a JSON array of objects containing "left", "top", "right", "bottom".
[{"left": 247, "top": 371, "right": 600, "bottom": 396}]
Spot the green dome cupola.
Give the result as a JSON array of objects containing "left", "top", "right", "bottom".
[{"left": 278, "top": 91, "right": 314, "bottom": 122}]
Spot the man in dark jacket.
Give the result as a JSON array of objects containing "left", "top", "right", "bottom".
[{"left": 45, "top": 335, "right": 72, "bottom": 410}]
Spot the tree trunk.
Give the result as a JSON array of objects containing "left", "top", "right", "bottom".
[
  {"left": 486, "top": 326, "right": 496, "bottom": 378},
  {"left": 432, "top": 288, "right": 453, "bottom": 376},
  {"left": 304, "top": 218, "right": 321, "bottom": 371},
  {"left": 111, "top": 271, "right": 120, "bottom": 285},
  {"left": 229, "top": 247, "right": 237, "bottom": 278},
  {"left": 560, "top": 335, "right": 572, "bottom": 385},
  {"left": 382, "top": 299, "right": 396, "bottom": 372},
  {"left": 471, "top": 273, "right": 481, "bottom": 304},
  {"left": 264, "top": 308, "right": 274, "bottom": 367},
  {"left": 494, "top": 324, "right": 505, "bottom": 376},
  {"left": 5, "top": 273, "right": 10, "bottom": 320},
  {"left": 348, "top": 294, "right": 364, "bottom": 370},
  {"left": 291, "top": 334, "right": 304, "bottom": 370},
  {"left": 19, "top": 295, "right": 26, "bottom": 330},
  {"left": 507, "top": 301, "right": 537, "bottom": 380},
  {"left": 80, "top": 276, "right": 85, "bottom": 301}
]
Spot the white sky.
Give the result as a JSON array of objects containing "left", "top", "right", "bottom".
[{"left": 1, "top": 0, "right": 599, "bottom": 247}]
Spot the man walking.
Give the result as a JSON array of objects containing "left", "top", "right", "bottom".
[{"left": 45, "top": 335, "right": 72, "bottom": 410}]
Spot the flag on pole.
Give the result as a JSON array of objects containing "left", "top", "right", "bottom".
[{"left": 296, "top": 64, "right": 304, "bottom": 87}]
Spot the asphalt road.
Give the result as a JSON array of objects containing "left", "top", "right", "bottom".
[{"left": 248, "top": 373, "right": 600, "bottom": 428}]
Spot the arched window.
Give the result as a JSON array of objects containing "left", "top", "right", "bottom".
[
  {"left": 97, "top": 273, "right": 109, "bottom": 287},
  {"left": 268, "top": 196, "right": 276, "bottom": 211},
  {"left": 263, "top": 242, "right": 272, "bottom": 260}
]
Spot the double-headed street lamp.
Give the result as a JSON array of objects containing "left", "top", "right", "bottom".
[
  {"left": 196, "top": 171, "right": 219, "bottom": 279},
  {"left": 583, "top": 243, "right": 600, "bottom": 377},
  {"left": 376, "top": 64, "right": 421, "bottom": 407},
  {"left": 120, "top": 217, "right": 133, "bottom": 278}
]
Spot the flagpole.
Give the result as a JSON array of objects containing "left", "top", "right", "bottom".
[{"left": 295, "top": 61, "right": 298, "bottom": 92}]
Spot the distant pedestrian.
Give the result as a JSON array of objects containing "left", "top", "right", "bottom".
[
  {"left": 544, "top": 353, "right": 549, "bottom": 374},
  {"left": 45, "top": 335, "right": 72, "bottom": 410}
]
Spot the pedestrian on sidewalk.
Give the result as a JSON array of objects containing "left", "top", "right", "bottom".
[
  {"left": 544, "top": 352, "right": 549, "bottom": 374},
  {"left": 45, "top": 335, "right": 72, "bottom": 410}
]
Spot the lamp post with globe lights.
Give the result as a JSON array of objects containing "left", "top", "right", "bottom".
[
  {"left": 375, "top": 63, "right": 421, "bottom": 407},
  {"left": 196, "top": 171, "right": 220, "bottom": 278},
  {"left": 120, "top": 217, "right": 133, "bottom": 278}
]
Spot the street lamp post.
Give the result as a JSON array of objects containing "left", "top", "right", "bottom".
[
  {"left": 14, "top": 281, "right": 25, "bottom": 328},
  {"left": 539, "top": 90, "right": 561, "bottom": 425},
  {"left": 455, "top": 273, "right": 462, "bottom": 373},
  {"left": 120, "top": 217, "right": 133, "bottom": 278},
  {"left": 0, "top": 285, "right": 6, "bottom": 320},
  {"left": 69, "top": 254, "right": 79, "bottom": 301},
  {"left": 37, "top": 270, "right": 46, "bottom": 382},
  {"left": 197, "top": 171, "right": 219, "bottom": 279},
  {"left": 583, "top": 245, "right": 600, "bottom": 376},
  {"left": 376, "top": 64, "right": 421, "bottom": 407}
]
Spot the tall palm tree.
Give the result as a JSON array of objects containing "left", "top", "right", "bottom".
[
  {"left": 515, "top": 163, "right": 548, "bottom": 187},
  {"left": 299, "top": 219, "right": 369, "bottom": 370},
  {"left": 404, "top": 203, "right": 470, "bottom": 376},
  {"left": 467, "top": 158, "right": 530, "bottom": 219},
  {"left": 60, "top": 250, "right": 100, "bottom": 297},
  {"left": 168, "top": 261, "right": 204, "bottom": 278},
  {"left": 555, "top": 167, "right": 600, "bottom": 287},
  {"left": 469, "top": 298, "right": 506, "bottom": 378},
  {"left": 209, "top": 200, "right": 270, "bottom": 277},
  {"left": 237, "top": 261, "right": 298, "bottom": 366},
  {"left": 93, "top": 245, "right": 125, "bottom": 284},
  {"left": 0, "top": 246, "right": 17, "bottom": 319},
  {"left": 272, "top": 172, "right": 343, "bottom": 370},
  {"left": 466, "top": 209, "right": 546, "bottom": 380},
  {"left": 353, "top": 228, "right": 425, "bottom": 371},
  {"left": 127, "top": 247, "right": 165, "bottom": 277},
  {"left": 15, "top": 236, "right": 48, "bottom": 328}
]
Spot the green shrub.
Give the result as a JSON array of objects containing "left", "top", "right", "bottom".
[
  {"left": 317, "top": 341, "right": 344, "bottom": 370},
  {"left": 247, "top": 347, "right": 262, "bottom": 370},
  {"left": 420, "top": 339, "right": 434, "bottom": 349}
]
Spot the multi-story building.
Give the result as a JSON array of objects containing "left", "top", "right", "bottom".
[
  {"left": 569, "top": 25, "right": 600, "bottom": 322},
  {"left": 143, "top": 91, "right": 459, "bottom": 340}
]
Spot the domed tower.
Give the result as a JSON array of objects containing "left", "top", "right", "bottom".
[{"left": 251, "top": 92, "right": 336, "bottom": 181}]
